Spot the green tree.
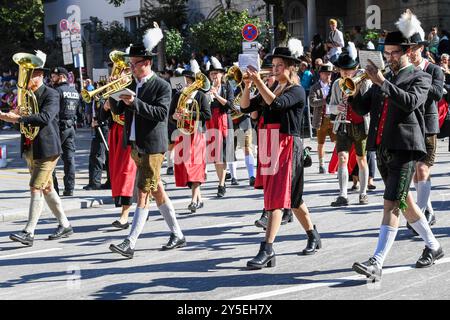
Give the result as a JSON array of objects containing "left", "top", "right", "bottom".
[
  {"left": 189, "top": 10, "right": 261, "bottom": 59},
  {"left": 108, "top": 0, "right": 125, "bottom": 7},
  {"left": 0, "top": 0, "right": 45, "bottom": 69},
  {"left": 96, "top": 20, "right": 136, "bottom": 50},
  {"left": 141, "top": 0, "right": 188, "bottom": 31},
  {"left": 165, "top": 29, "right": 184, "bottom": 59}
]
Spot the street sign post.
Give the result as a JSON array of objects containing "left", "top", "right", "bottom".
[{"left": 242, "top": 23, "right": 259, "bottom": 42}]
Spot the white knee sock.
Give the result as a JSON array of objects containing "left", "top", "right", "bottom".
[
  {"left": 127, "top": 207, "right": 149, "bottom": 249},
  {"left": 373, "top": 225, "right": 398, "bottom": 268},
  {"left": 228, "top": 162, "right": 237, "bottom": 179},
  {"left": 44, "top": 189, "right": 70, "bottom": 228},
  {"left": 359, "top": 165, "right": 369, "bottom": 196},
  {"left": 159, "top": 200, "right": 183, "bottom": 239},
  {"left": 338, "top": 166, "right": 349, "bottom": 198},
  {"left": 24, "top": 193, "right": 45, "bottom": 236},
  {"left": 416, "top": 180, "right": 431, "bottom": 212},
  {"left": 410, "top": 217, "right": 440, "bottom": 250},
  {"left": 426, "top": 198, "right": 434, "bottom": 215},
  {"left": 245, "top": 154, "right": 255, "bottom": 178}
]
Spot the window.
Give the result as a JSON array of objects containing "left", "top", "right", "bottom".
[
  {"left": 125, "top": 16, "right": 141, "bottom": 33},
  {"left": 47, "top": 24, "right": 57, "bottom": 41},
  {"left": 287, "top": 3, "right": 304, "bottom": 40}
]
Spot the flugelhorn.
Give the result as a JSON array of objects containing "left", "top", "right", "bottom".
[{"left": 81, "top": 50, "right": 132, "bottom": 103}]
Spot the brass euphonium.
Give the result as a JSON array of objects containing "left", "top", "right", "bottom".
[
  {"left": 13, "top": 53, "right": 45, "bottom": 140},
  {"left": 81, "top": 50, "right": 132, "bottom": 104},
  {"left": 176, "top": 72, "right": 211, "bottom": 135},
  {"left": 226, "top": 66, "right": 246, "bottom": 120}
]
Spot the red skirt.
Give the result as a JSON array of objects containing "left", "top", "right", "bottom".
[
  {"left": 108, "top": 122, "right": 137, "bottom": 198},
  {"left": 206, "top": 108, "right": 228, "bottom": 163},
  {"left": 328, "top": 144, "right": 357, "bottom": 174},
  {"left": 260, "top": 124, "right": 294, "bottom": 211},
  {"left": 254, "top": 115, "right": 265, "bottom": 189},
  {"left": 174, "top": 131, "right": 206, "bottom": 187}
]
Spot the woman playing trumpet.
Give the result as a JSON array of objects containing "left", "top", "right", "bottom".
[{"left": 240, "top": 39, "right": 321, "bottom": 269}]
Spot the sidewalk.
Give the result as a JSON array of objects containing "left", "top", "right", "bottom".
[{"left": 0, "top": 128, "right": 112, "bottom": 222}]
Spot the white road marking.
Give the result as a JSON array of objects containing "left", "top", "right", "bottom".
[
  {"left": 0, "top": 248, "right": 62, "bottom": 259},
  {"left": 230, "top": 257, "right": 450, "bottom": 300}
]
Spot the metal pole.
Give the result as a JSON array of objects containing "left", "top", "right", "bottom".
[
  {"left": 269, "top": 4, "right": 275, "bottom": 51},
  {"left": 307, "top": 99, "right": 313, "bottom": 139}
]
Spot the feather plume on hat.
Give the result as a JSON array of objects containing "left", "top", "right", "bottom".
[
  {"left": 190, "top": 59, "right": 200, "bottom": 74},
  {"left": 288, "top": 38, "right": 303, "bottom": 59},
  {"left": 125, "top": 45, "right": 131, "bottom": 55},
  {"left": 210, "top": 56, "right": 223, "bottom": 70},
  {"left": 34, "top": 50, "right": 47, "bottom": 67},
  {"left": 347, "top": 42, "right": 358, "bottom": 61},
  {"left": 143, "top": 22, "right": 163, "bottom": 55},
  {"left": 395, "top": 9, "right": 425, "bottom": 40}
]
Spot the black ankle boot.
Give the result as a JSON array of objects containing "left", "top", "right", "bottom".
[
  {"left": 281, "top": 209, "right": 293, "bottom": 225},
  {"left": 254, "top": 209, "right": 268, "bottom": 229},
  {"left": 302, "top": 225, "right": 322, "bottom": 255},
  {"left": 247, "top": 242, "right": 276, "bottom": 269}
]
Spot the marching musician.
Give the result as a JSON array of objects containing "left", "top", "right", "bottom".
[
  {"left": 351, "top": 10, "right": 443, "bottom": 281},
  {"left": 109, "top": 25, "right": 186, "bottom": 259},
  {"left": 407, "top": 26, "right": 445, "bottom": 228},
  {"left": 240, "top": 39, "right": 322, "bottom": 270},
  {"left": 0, "top": 51, "right": 73, "bottom": 246},
  {"left": 329, "top": 43, "right": 372, "bottom": 207},
  {"left": 206, "top": 57, "right": 235, "bottom": 198},
  {"left": 169, "top": 70, "right": 211, "bottom": 213}
]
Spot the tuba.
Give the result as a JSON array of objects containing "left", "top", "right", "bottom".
[
  {"left": 176, "top": 72, "right": 211, "bottom": 135},
  {"left": 13, "top": 53, "right": 45, "bottom": 140},
  {"left": 81, "top": 50, "right": 132, "bottom": 104}
]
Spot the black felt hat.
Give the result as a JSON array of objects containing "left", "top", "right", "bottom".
[
  {"left": 182, "top": 70, "right": 196, "bottom": 79},
  {"left": 334, "top": 53, "right": 358, "bottom": 70},
  {"left": 51, "top": 66, "right": 69, "bottom": 77},
  {"left": 125, "top": 44, "right": 156, "bottom": 58},
  {"left": 267, "top": 47, "right": 302, "bottom": 64}
]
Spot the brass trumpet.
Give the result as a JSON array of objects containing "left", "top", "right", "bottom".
[{"left": 81, "top": 50, "right": 132, "bottom": 103}]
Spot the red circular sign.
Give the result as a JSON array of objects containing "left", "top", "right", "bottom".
[
  {"left": 59, "top": 19, "right": 69, "bottom": 32},
  {"left": 70, "top": 22, "right": 81, "bottom": 34},
  {"left": 242, "top": 24, "right": 259, "bottom": 42}
]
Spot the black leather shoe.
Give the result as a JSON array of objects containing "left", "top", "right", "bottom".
[
  {"left": 331, "top": 196, "right": 349, "bottom": 207},
  {"left": 225, "top": 172, "right": 231, "bottom": 180},
  {"left": 217, "top": 185, "right": 226, "bottom": 198},
  {"left": 255, "top": 209, "right": 268, "bottom": 229},
  {"left": 196, "top": 201, "right": 204, "bottom": 210},
  {"left": 109, "top": 239, "right": 134, "bottom": 259},
  {"left": 249, "top": 176, "right": 256, "bottom": 186},
  {"left": 10, "top": 231, "right": 34, "bottom": 246},
  {"left": 166, "top": 167, "right": 174, "bottom": 175},
  {"left": 416, "top": 246, "right": 444, "bottom": 268},
  {"left": 352, "top": 257, "right": 382, "bottom": 281},
  {"left": 48, "top": 225, "right": 74, "bottom": 240},
  {"left": 247, "top": 242, "right": 276, "bottom": 269},
  {"left": 188, "top": 202, "right": 197, "bottom": 213},
  {"left": 83, "top": 184, "right": 101, "bottom": 190},
  {"left": 101, "top": 182, "right": 111, "bottom": 190},
  {"left": 302, "top": 225, "right": 322, "bottom": 255},
  {"left": 231, "top": 178, "right": 239, "bottom": 185},
  {"left": 319, "top": 166, "right": 326, "bottom": 174},
  {"left": 62, "top": 190, "right": 73, "bottom": 197},
  {"left": 281, "top": 209, "right": 293, "bottom": 225},
  {"left": 162, "top": 233, "right": 186, "bottom": 250},
  {"left": 112, "top": 220, "right": 130, "bottom": 229},
  {"left": 425, "top": 209, "right": 436, "bottom": 226}
]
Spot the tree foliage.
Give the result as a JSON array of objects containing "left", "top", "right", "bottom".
[
  {"left": 165, "top": 29, "right": 184, "bottom": 59},
  {"left": 189, "top": 10, "right": 262, "bottom": 59},
  {"left": 141, "top": 0, "right": 188, "bottom": 31},
  {"left": 0, "top": 0, "right": 45, "bottom": 69},
  {"left": 96, "top": 20, "right": 136, "bottom": 50},
  {"left": 108, "top": 0, "right": 126, "bottom": 7}
]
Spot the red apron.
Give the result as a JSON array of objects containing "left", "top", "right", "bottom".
[
  {"left": 206, "top": 107, "right": 228, "bottom": 163},
  {"left": 174, "top": 131, "right": 206, "bottom": 187},
  {"left": 260, "top": 123, "right": 294, "bottom": 211},
  {"left": 108, "top": 118, "right": 137, "bottom": 198},
  {"left": 254, "top": 115, "right": 265, "bottom": 189}
]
